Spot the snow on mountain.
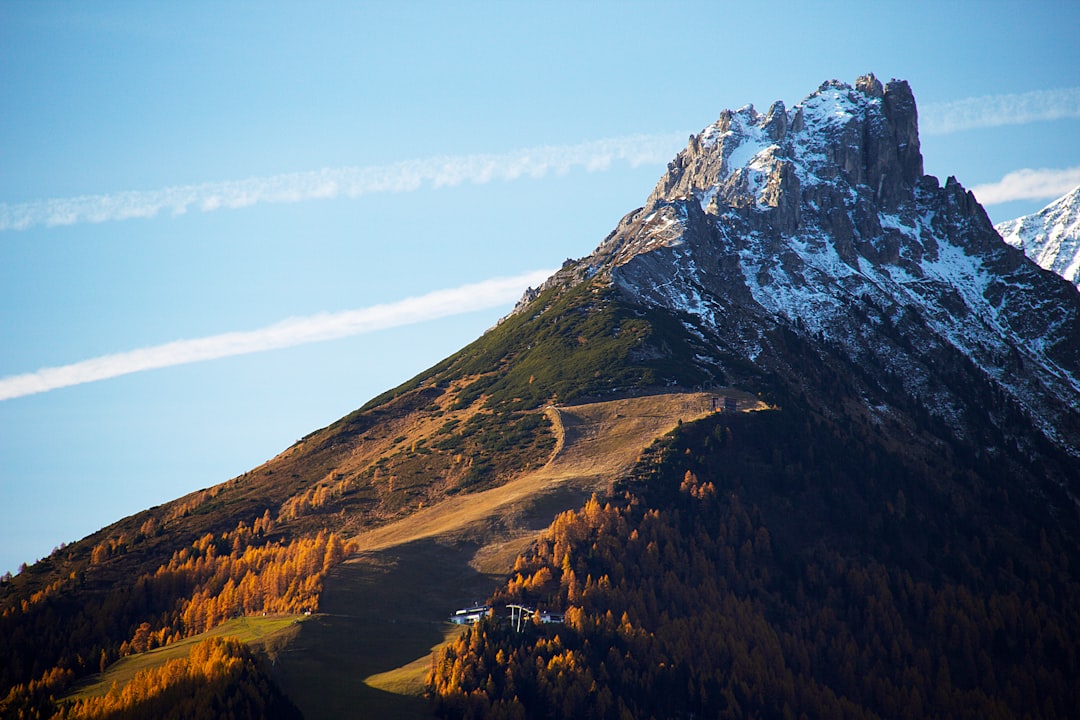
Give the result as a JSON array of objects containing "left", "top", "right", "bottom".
[
  {"left": 996, "top": 186, "right": 1080, "bottom": 288},
  {"left": 525, "top": 74, "right": 1080, "bottom": 470}
]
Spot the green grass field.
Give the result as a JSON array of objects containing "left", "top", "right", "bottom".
[{"left": 63, "top": 614, "right": 306, "bottom": 702}]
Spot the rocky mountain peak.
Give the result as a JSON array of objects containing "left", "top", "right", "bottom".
[
  {"left": 524, "top": 74, "right": 1080, "bottom": 467},
  {"left": 646, "top": 73, "right": 923, "bottom": 228}
]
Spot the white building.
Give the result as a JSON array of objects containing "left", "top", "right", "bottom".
[{"left": 449, "top": 605, "right": 491, "bottom": 625}]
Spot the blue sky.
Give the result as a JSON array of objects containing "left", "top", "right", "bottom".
[{"left": 2, "top": 1, "right": 1079, "bottom": 577}]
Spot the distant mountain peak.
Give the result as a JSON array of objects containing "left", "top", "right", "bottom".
[{"left": 996, "top": 185, "right": 1080, "bottom": 287}]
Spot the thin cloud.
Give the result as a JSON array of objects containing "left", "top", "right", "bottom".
[
  {"left": 921, "top": 87, "right": 1080, "bottom": 135},
  {"left": 0, "top": 134, "right": 685, "bottom": 232},
  {"left": 0, "top": 269, "right": 553, "bottom": 401},
  {"left": 970, "top": 166, "right": 1080, "bottom": 206}
]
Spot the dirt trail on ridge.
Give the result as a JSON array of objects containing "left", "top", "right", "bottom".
[{"left": 350, "top": 390, "right": 763, "bottom": 554}]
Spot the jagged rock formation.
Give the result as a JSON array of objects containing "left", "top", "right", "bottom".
[
  {"left": 521, "top": 73, "right": 1080, "bottom": 492},
  {"left": 996, "top": 185, "right": 1080, "bottom": 288}
]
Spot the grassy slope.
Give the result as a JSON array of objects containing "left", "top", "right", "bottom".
[
  {"left": 48, "top": 390, "right": 761, "bottom": 719},
  {"left": 0, "top": 279, "right": 740, "bottom": 715},
  {"left": 1, "top": 278, "right": 696, "bottom": 613}
]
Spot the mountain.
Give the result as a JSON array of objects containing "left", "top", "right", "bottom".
[
  {"left": 430, "top": 75, "right": 1080, "bottom": 719},
  {"left": 996, "top": 185, "right": 1080, "bottom": 288},
  {"left": 4, "top": 75, "right": 1080, "bottom": 720}
]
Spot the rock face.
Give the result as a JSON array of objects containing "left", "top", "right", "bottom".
[
  {"left": 645, "top": 76, "right": 923, "bottom": 229},
  {"left": 996, "top": 185, "right": 1080, "bottom": 288},
  {"left": 521, "top": 74, "right": 1080, "bottom": 489}
]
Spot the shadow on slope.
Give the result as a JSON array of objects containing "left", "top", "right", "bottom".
[{"left": 271, "top": 539, "right": 498, "bottom": 720}]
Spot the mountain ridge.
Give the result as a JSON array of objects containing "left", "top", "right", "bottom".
[{"left": 522, "top": 74, "right": 1080, "bottom": 479}]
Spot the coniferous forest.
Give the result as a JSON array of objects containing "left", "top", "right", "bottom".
[{"left": 429, "top": 407, "right": 1080, "bottom": 720}]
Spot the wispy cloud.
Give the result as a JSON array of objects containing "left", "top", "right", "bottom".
[
  {"left": 921, "top": 87, "right": 1080, "bottom": 135},
  {"left": 0, "top": 270, "right": 552, "bottom": 401},
  {"left": 970, "top": 166, "right": 1080, "bottom": 206},
  {"left": 0, "top": 134, "right": 685, "bottom": 232}
]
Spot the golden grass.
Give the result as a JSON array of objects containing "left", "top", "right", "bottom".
[{"left": 351, "top": 390, "right": 764, "bottom": 556}]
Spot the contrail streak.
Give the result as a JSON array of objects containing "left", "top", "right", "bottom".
[
  {"left": 0, "top": 269, "right": 553, "bottom": 401},
  {"left": 0, "top": 134, "right": 685, "bottom": 232},
  {"left": 920, "top": 87, "right": 1080, "bottom": 135}
]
